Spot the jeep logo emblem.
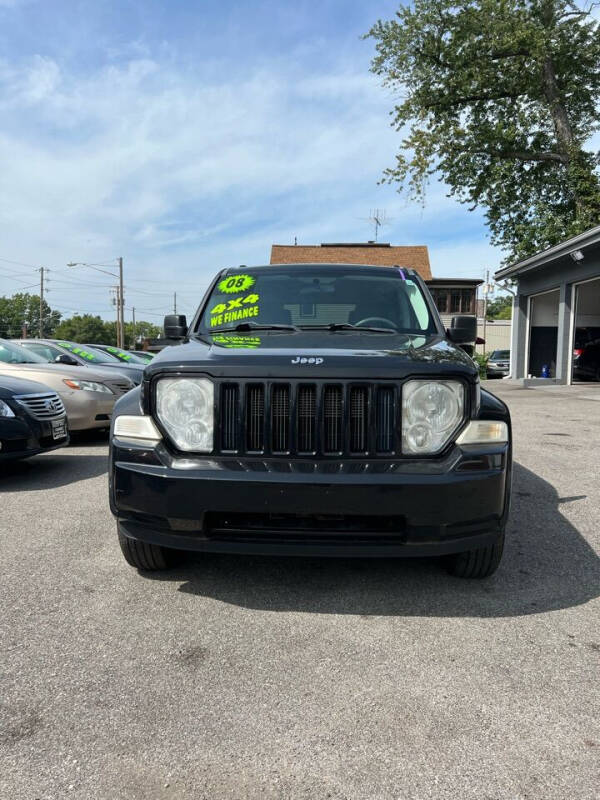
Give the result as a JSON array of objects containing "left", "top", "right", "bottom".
[{"left": 291, "top": 356, "right": 324, "bottom": 365}]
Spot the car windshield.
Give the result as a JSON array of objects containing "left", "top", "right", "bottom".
[
  {"left": 0, "top": 340, "right": 48, "bottom": 364},
  {"left": 54, "top": 341, "right": 123, "bottom": 364},
  {"left": 197, "top": 265, "right": 436, "bottom": 335},
  {"left": 491, "top": 350, "right": 510, "bottom": 360}
]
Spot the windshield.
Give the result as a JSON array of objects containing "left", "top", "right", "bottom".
[
  {"left": 197, "top": 266, "right": 436, "bottom": 335},
  {"left": 0, "top": 340, "right": 48, "bottom": 364},
  {"left": 54, "top": 341, "right": 124, "bottom": 364},
  {"left": 491, "top": 350, "right": 510, "bottom": 360},
  {"left": 97, "top": 346, "right": 148, "bottom": 364}
]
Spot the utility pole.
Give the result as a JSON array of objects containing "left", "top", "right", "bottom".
[
  {"left": 132, "top": 306, "right": 136, "bottom": 349},
  {"left": 482, "top": 269, "right": 490, "bottom": 354},
  {"left": 118, "top": 257, "right": 124, "bottom": 349},
  {"left": 38, "top": 267, "right": 45, "bottom": 337},
  {"left": 174, "top": 292, "right": 177, "bottom": 314}
]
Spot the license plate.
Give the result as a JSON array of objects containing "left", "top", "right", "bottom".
[{"left": 52, "top": 418, "right": 67, "bottom": 440}]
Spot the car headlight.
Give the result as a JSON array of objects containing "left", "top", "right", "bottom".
[
  {"left": 402, "top": 380, "right": 464, "bottom": 454},
  {"left": 0, "top": 399, "right": 16, "bottom": 418},
  {"left": 155, "top": 378, "right": 214, "bottom": 452},
  {"left": 63, "top": 379, "right": 114, "bottom": 394}
]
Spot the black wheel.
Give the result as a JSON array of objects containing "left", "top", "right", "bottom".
[
  {"left": 447, "top": 533, "right": 505, "bottom": 579},
  {"left": 118, "top": 529, "right": 176, "bottom": 570}
]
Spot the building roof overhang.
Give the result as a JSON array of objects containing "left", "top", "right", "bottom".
[{"left": 495, "top": 224, "right": 600, "bottom": 282}]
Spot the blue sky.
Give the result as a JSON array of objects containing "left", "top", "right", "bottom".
[{"left": 0, "top": 0, "right": 503, "bottom": 322}]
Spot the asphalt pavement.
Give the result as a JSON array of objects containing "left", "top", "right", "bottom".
[{"left": 1, "top": 383, "right": 599, "bottom": 799}]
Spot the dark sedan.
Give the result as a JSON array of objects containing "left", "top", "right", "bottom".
[
  {"left": 0, "top": 375, "right": 68, "bottom": 460},
  {"left": 573, "top": 330, "right": 600, "bottom": 382}
]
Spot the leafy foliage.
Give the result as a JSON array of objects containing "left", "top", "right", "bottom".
[
  {"left": 367, "top": 0, "right": 600, "bottom": 262},
  {"left": 54, "top": 314, "right": 162, "bottom": 346},
  {"left": 0, "top": 292, "right": 62, "bottom": 338},
  {"left": 486, "top": 294, "right": 513, "bottom": 319}
]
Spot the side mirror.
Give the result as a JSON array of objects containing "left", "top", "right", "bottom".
[
  {"left": 55, "top": 354, "right": 78, "bottom": 365},
  {"left": 164, "top": 314, "right": 188, "bottom": 340},
  {"left": 447, "top": 315, "right": 477, "bottom": 344}
]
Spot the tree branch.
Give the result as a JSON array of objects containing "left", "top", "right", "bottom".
[
  {"left": 424, "top": 91, "right": 522, "bottom": 109},
  {"left": 467, "top": 149, "right": 568, "bottom": 164}
]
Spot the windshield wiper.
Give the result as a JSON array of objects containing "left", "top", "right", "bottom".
[
  {"left": 209, "top": 322, "right": 299, "bottom": 333},
  {"left": 298, "top": 323, "right": 399, "bottom": 333}
]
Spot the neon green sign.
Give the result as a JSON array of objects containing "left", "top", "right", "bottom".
[{"left": 217, "top": 274, "right": 256, "bottom": 294}]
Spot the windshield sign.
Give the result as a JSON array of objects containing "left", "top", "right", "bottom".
[
  {"left": 56, "top": 341, "right": 117, "bottom": 364},
  {"left": 198, "top": 266, "right": 435, "bottom": 335}
]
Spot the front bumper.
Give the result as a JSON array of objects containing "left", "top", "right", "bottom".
[
  {"left": 111, "top": 439, "right": 510, "bottom": 557},
  {"left": 486, "top": 366, "right": 509, "bottom": 378},
  {"left": 0, "top": 414, "right": 69, "bottom": 461},
  {"left": 60, "top": 389, "right": 116, "bottom": 431}
]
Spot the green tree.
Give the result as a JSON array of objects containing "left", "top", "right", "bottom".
[
  {"left": 104, "top": 320, "right": 162, "bottom": 347},
  {"left": 0, "top": 292, "right": 62, "bottom": 338},
  {"left": 486, "top": 294, "right": 513, "bottom": 319},
  {"left": 54, "top": 314, "right": 113, "bottom": 344},
  {"left": 367, "top": 0, "right": 600, "bottom": 262}
]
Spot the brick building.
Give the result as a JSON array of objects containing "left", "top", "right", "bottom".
[{"left": 270, "top": 242, "right": 432, "bottom": 280}]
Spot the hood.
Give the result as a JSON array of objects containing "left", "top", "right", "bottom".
[
  {"left": 0, "top": 362, "right": 131, "bottom": 384},
  {"left": 146, "top": 330, "right": 478, "bottom": 381},
  {"left": 0, "top": 374, "right": 52, "bottom": 397}
]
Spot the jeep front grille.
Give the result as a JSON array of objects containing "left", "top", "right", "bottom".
[{"left": 218, "top": 380, "right": 399, "bottom": 457}]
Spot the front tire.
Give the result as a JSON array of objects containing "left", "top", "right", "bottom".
[
  {"left": 118, "top": 530, "right": 175, "bottom": 570},
  {"left": 447, "top": 533, "right": 504, "bottom": 578}
]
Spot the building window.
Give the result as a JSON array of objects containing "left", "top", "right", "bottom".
[
  {"left": 429, "top": 287, "right": 475, "bottom": 314},
  {"left": 431, "top": 289, "right": 447, "bottom": 313},
  {"left": 461, "top": 289, "right": 474, "bottom": 313}
]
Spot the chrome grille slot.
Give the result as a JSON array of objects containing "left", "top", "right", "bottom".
[
  {"left": 271, "top": 384, "right": 290, "bottom": 452},
  {"left": 297, "top": 385, "right": 316, "bottom": 453},
  {"left": 349, "top": 386, "right": 368, "bottom": 453},
  {"left": 376, "top": 387, "right": 395, "bottom": 453},
  {"left": 16, "top": 393, "right": 65, "bottom": 419},
  {"left": 220, "top": 384, "right": 238, "bottom": 450},
  {"left": 323, "top": 385, "right": 343, "bottom": 453},
  {"left": 245, "top": 384, "right": 265, "bottom": 451}
]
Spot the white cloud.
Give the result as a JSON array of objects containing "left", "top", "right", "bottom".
[{"left": 0, "top": 50, "right": 503, "bottom": 316}]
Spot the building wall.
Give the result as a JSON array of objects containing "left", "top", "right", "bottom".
[{"left": 509, "top": 244, "right": 600, "bottom": 382}]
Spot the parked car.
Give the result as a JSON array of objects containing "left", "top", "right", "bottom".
[
  {"left": 0, "top": 374, "right": 68, "bottom": 461},
  {"left": 0, "top": 339, "right": 133, "bottom": 431},
  {"left": 110, "top": 263, "right": 511, "bottom": 579},
  {"left": 486, "top": 349, "right": 510, "bottom": 379},
  {"left": 84, "top": 344, "right": 150, "bottom": 366},
  {"left": 15, "top": 339, "right": 144, "bottom": 385},
  {"left": 573, "top": 329, "right": 600, "bottom": 381}
]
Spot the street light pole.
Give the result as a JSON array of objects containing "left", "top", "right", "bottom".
[
  {"left": 68, "top": 257, "right": 125, "bottom": 346},
  {"left": 118, "top": 257, "right": 124, "bottom": 349}
]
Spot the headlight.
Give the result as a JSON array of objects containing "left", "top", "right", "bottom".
[
  {"left": 155, "top": 378, "right": 214, "bottom": 452},
  {"left": 63, "top": 379, "right": 114, "bottom": 394},
  {"left": 402, "top": 380, "right": 464, "bottom": 454},
  {"left": 0, "top": 399, "right": 16, "bottom": 418}
]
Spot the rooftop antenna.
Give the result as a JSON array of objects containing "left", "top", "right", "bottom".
[{"left": 358, "top": 208, "right": 390, "bottom": 242}]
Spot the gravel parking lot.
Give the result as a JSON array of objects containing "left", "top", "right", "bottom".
[{"left": 1, "top": 382, "right": 599, "bottom": 800}]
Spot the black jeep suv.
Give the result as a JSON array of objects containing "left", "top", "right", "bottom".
[{"left": 109, "top": 264, "right": 511, "bottom": 578}]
